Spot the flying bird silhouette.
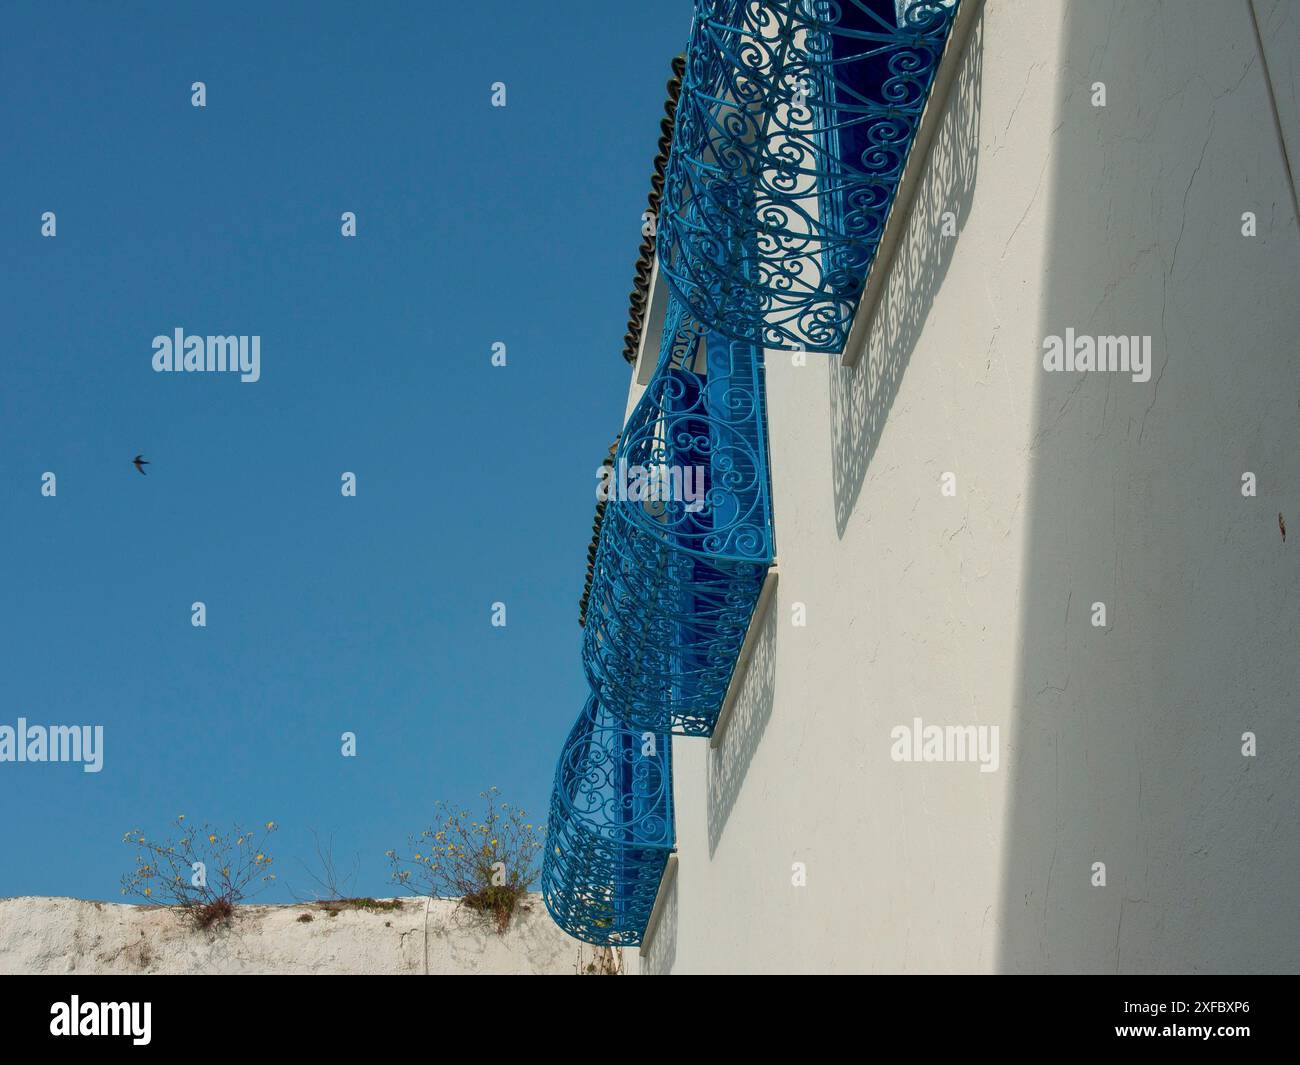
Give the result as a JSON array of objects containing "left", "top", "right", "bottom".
[
  {"left": 133, "top": 454, "right": 150, "bottom": 476},
  {"left": 1280, "top": 513, "right": 1287, "bottom": 543}
]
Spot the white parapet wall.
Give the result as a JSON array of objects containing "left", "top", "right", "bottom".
[
  {"left": 637, "top": 0, "right": 1300, "bottom": 974},
  {"left": 0, "top": 895, "right": 607, "bottom": 975}
]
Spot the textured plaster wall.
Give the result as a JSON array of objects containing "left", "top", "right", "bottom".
[
  {"left": 0, "top": 894, "right": 593, "bottom": 975},
  {"left": 639, "top": 0, "right": 1300, "bottom": 974}
]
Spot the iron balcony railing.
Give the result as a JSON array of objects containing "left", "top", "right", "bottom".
[
  {"left": 541, "top": 690, "right": 675, "bottom": 946},
  {"left": 658, "top": 0, "right": 960, "bottom": 353},
  {"left": 543, "top": 0, "right": 965, "bottom": 947},
  {"left": 581, "top": 295, "right": 775, "bottom": 737}
]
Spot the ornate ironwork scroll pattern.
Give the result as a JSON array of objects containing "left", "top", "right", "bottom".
[
  {"left": 581, "top": 296, "right": 774, "bottom": 737},
  {"left": 541, "top": 692, "right": 674, "bottom": 946},
  {"left": 658, "top": 0, "right": 960, "bottom": 352}
]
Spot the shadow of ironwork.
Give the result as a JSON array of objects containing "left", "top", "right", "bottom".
[
  {"left": 830, "top": 12, "right": 982, "bottom": 535},
  {"left": 638, "top": 866, "right": 678, "bottom": 975},
  {"left": 707, "top": 584, "right": 778, "bottom": 856}
]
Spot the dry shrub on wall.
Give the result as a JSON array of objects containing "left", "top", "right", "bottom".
[
  {"left": 120, "top": 817, "right": 278, "bottom": 930},
  {"left": 387, "top": 787, "right": 543, "bottom": 933}
]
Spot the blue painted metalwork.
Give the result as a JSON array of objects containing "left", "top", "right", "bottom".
[
  {"left": 544, "top": 1, "right": 967, "bottom": 946},
  {"left": 581, "top": 295, "right": 774, "bottom": 736},
  {"left": 658, "top": 0, "right": 961, "bottom": 353},
  {"left": 541, "top": 691, "right": 675, "bottom": 946}
]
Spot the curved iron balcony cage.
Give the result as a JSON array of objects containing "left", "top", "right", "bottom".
[
  {"left": 582, "top": 295, "right": 774, "bottom": 737},
  {"left": 658, "top": 0, "right": 960, "bottom": 353},
  {"left": 541, "top": 690, "right": 675, "bottom": 946}
]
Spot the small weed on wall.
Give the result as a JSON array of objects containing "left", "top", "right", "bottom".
[
  {"left": 387, "top": 787, "right": 543, "bottom": 934},
  {"left": 120, "top": 817, "right": 278, "bottom": 931}
]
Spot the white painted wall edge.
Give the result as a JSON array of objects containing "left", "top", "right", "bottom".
[
  {"left": 634, "top": 255, "right": 668, "bottom": 385},
  {"left": 841, "top": 0, "right": 986, "bottom": 368},
  {"left": 709, "top": 564, "right": 780, "bottom": 750}
]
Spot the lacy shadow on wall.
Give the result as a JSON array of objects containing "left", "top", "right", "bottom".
[
  {"left": 707, "top": 584, "right": 778, "bottom": 857},
  {"left": 638, "top": 865, "right": 677, "bottom": 976},
  {"left": 829, "top": 13, "right": 983, "bottom": 537}
]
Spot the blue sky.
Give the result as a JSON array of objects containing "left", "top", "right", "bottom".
[{"left": 0, "top": 0, "right": 693, "bottom": 902}]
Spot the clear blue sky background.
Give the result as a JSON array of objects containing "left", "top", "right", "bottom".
[{"left": 0, "top": 0, "right": 693, "bottom": 902}]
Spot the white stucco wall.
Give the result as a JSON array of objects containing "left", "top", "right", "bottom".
[
  {"left": 635, "top": 0, "right": 1300, "bottom": 974},
  {"left": 0, "top": 894, "right": 608, "bottom": 975}
]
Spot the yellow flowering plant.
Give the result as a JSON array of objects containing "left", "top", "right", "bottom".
[
  {"left": 387, "top": 787, "right": 543, "bottom": 933},
  {"left": 120, "top": 816, "right": 278, "bottom": 930}
]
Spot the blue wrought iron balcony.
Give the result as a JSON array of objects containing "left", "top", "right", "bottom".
[
  {"left": 581, "top": 295, "right": 775, "bottom": 736},
  {"left": 658, "top": 0, "right": 961, "bottom": 353},
  {"left": 541, "top": 691, "right": 675, "bottom": 947},
  {"left": 544, "top": 1, "right": 967, "bottom": 948}
]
